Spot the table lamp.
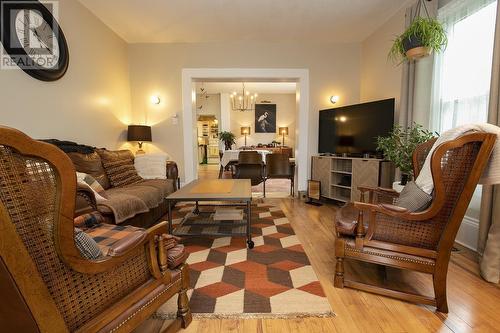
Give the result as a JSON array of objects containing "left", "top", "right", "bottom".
[
  {"left": 127, "top": 125, "right": 152, "bottom": 155},
  {"left": 279, "top": 127, "right": 289, "bottom": 146},
  {"left": 241, "top": 127, "right": 250, "bottom": 147}
]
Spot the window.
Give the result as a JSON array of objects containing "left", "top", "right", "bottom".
[{"left": 431, "top": 0, "right": 497, "bottom": 133}]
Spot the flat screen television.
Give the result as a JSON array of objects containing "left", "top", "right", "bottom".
[{"left": 318, "top": 98, "right": 395, "bottom": 156}]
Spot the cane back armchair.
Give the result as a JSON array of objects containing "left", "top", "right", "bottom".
[
  {"left": 0, "top": 126, "right": 192, "bottom": 332},
  {"left": 334, "top": 133, "right": 496, "bottom": 312}
]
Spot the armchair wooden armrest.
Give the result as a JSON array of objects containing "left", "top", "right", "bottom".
[{"left": 358, "top": 185, "right": 400, "bottom": 204}]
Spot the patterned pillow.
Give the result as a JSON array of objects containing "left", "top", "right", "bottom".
[
  {"left": 74, "top": 228, "right": 104, "bottom": 260},
  {"left": 97, "top": 149, "right": 143, "bottom": 188},
  {"left": 74, "top": 212, "right": 105, "bottom": 230},
  {"left": 395, "top": 181, "right": 433, "bottom": 212},
  {"left": 77, "top": 172, "right": 108, "bottom": 200}
]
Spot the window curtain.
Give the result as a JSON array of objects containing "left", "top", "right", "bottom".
[
  {"left": 399, "top": 0, "right": 438, "bottom": 128},
  {"left": 479, "top": 0, "right": 500, "bottom": 284}
]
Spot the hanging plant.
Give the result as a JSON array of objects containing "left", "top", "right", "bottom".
[{"left": 388, "top": 0, "right": 447, "bottom": 64}]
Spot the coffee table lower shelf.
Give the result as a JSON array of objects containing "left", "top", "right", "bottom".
[{"left": 167, "top": 201, "right": 254, "bottom": 249}]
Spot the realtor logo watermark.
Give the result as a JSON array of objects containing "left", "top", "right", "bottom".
[{"left": 1, "top": 1, "right": 60, "bottom": 70}]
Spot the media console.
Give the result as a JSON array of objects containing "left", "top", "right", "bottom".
[{"left": 311, "top": 155, "right": 394, "bottom": 202}]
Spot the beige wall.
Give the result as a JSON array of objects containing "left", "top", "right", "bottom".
[
  {"left": 196, "top": 94, "right": 221, "bottom": 121},
  {"left": 0, "top": 0, "right": 131, "bottom": 148},
  {"left": 128, "top": 42, "right": 361, "bottom": 179},
  {"left": 360, "top": 7, "right": 406, "bottom": 121},
  {"left": 230, "top": 94, "right": 296, "bottom": 149}
]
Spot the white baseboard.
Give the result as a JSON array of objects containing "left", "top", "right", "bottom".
[{"left": 455, "top": 216, "right": 479, "bottom": 252}]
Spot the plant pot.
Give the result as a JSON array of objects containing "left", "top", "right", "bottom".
[
  {"left": 402, "top": 36, "right": 431, "bottom": 60},
  {"left": 400, "top": 174, "right": 410, "bottom": 186}
]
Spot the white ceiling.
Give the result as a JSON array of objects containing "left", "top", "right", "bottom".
[
  {"left": 78, "top": 0, "right": 411, "bottom": 43},
  {"left": 195, "top": 82, "right": 296, "bottom": 94}
]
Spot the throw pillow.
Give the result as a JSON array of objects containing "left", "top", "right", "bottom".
[
  {"left": 395, "top": 181, "right": 433, "bottom": 212},
  {"left": 97, "top": 149, "right": 143, "bottom": 187},
  {"left": 74, "top": 212, "right": 105, "bottom": 230},
  {"left": 67, "top": 151, "right": 111, "bottom": 189},
  {"left": 74, "top": 228, "right": 104, "bottom": 260},
  {"left": 134, "top": 153, "right": 168, "bottom": 179},
  {"left": 77, "top": 172, "right": 108, "bottom": 201}
]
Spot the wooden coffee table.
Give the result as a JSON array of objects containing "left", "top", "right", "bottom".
[{"left": 165, "top": 179, "right": 254, "bottom": 248}]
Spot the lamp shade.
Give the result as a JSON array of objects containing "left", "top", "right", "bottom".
[
  {"left": 279, "top": 127, "right": 289, "bottom": 135},
  {"left": 127, "top": 125, "right": 152, "bottom": 142},
  {"left": 241, "top": 127, "right": 250, "bottom": 135}
]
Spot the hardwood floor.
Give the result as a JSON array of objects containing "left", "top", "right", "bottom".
[{"left": 136, "top": 197, "right": 500, "bottom": 333}]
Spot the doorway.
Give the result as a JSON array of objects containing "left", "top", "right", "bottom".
[{"left": 182, "top": 68, "right": 310, "bottom": 195}]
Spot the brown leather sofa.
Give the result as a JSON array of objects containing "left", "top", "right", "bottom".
[{"left": 69, "top": 149, "right": 180, "bottom": 228}]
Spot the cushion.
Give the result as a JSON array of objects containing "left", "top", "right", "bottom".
[
  {"left": 167, "top": 244, "right": 188, "bottom": 269},
  {"left": 74, "top": 212, "right": 105, "bottom": 230},
  {"left": 162, "top": 233, "right": 181, "bottom": 251},
  {"left": 74, "top": 228, "right": 104, "bottom": 260},
  {"left": 97, "top": 149, "right": 143, "bottom": 188},
  {"left": 67, "top": 151, "right": 111, "bottom": 189},
  {"left": 76, "top": 172, "right": 108, "bottom": 202},
  {"left": 335, "top": 202, "right": 370, "bottom": 237},
  {"left": 85, "top": 223, "right": 145, "bottom": 255},
  {"left": 134, "top": 153, "right": 168, "bottom": 179},
  {"left": 394, "top": 181, "right": 433, "bottom": 212}
]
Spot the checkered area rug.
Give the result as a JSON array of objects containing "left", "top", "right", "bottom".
[{"left": 156, "top": 202, "right": 333, "bottom": 319}]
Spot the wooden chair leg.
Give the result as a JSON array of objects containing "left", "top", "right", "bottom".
[
  {"left": 218, "top": 165, "right": 223, "bottom": 179},
  {"left": 263, "top": 180, "right": 266, "bottom": 198},
  {"left": 177, "top": 264, "right": 192, "bottom": 328},
  {"left": 177, "top": 288, "right": 192, "bottom": 328},
  {"left": 433, "top": 270, "right": 449, "bottom": 313},
  {"left": 334, "top": 257, "right": 344, "bottom": 288}
]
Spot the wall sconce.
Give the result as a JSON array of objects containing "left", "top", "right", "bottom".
[
  {"left": 241, "top": 127, "right": 250, "bottom": 147},
  {"left": 150, "top": 95, "right": 161, "bottom": 105},
  {"left": 330, "top": 95, "right": 339, "bottom": 104}
]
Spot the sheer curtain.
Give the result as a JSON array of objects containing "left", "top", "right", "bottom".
[
  {"left": 430, "top": 0, "right": 498, "bottom": 259},
  {"left": 431, "top": 0, "right": 497, "bottom": 133}
]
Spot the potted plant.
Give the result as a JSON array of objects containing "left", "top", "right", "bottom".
[
  {"left": 377, "top": 124, "right": 436, "bottom": 185},
  {"left": 388, "top": 6, "right": 447, "bottom": 63},
  {"left": 219, "top": 131, "right": 236, "bottom": 150}
]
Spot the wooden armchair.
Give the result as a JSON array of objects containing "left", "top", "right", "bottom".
[
  {"left": 0, "top": 126, "right": 191, "bottom": 332},
  {"left": 334, "top": 133, "right": 496, "bottom": 312}
]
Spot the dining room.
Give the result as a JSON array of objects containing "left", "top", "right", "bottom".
[{"left": 194, "top": 81, "right": 297, "bottom": 197}]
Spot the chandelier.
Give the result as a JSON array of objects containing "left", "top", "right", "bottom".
[{"left": 230, "top": 83, "right": 258, "bottom": 112}]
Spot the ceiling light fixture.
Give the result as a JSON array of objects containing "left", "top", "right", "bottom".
[
  {"left": 231, "top": 83, "right": 257, "bottom": 112},
  {"left": 330, "top": 95, "right": 339, "bottom": 104}
]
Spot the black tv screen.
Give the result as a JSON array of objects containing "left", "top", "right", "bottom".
[{"left": 318, "top": 98, "right": 395, "bottom": 155}]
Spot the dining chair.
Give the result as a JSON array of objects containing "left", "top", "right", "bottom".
[{"left": 265, "top": 153, "right": 295, "bottom": 196}]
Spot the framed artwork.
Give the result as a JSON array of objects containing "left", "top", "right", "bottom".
[{"left": 255, "top": 104, "right": 276, "bottom": 133}]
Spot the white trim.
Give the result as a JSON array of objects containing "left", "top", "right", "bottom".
[
  {"left": 182, "top": 68, "right": 310, "bottom": 192},
  {"left": 455, "top": 215, "right": 479, "bottom": 252}
]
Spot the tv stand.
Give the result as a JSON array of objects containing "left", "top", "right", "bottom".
[{"left": 311, "top": 155, "right": 394, "bottom": 203}]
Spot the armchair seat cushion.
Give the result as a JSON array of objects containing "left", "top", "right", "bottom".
[
  {"left": 85, "top": 223, "right": 145, "bottom": 256},
  {"left": 335, "top": 203, "right": 369, "bottom": 237}
]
